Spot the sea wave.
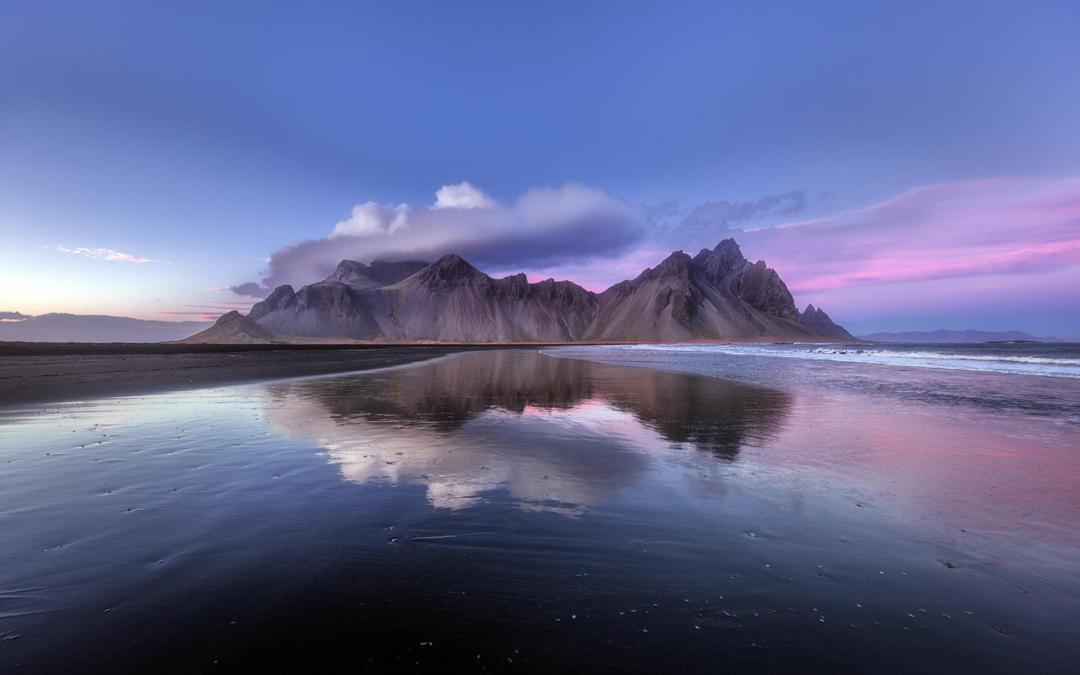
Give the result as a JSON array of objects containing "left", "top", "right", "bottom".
[
  {"left": 604, "top": 343, "right": 1080, "bottom": 378},
  {"left": 809, "top": 347, "right": 1080, "bottom": 367}
]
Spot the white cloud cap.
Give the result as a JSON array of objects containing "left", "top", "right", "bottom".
[
  {"left": 330, "top": 202, "right": 410, "bottom": 239},
  {"left": 252, "top": 182, "right": 649, "bottom": 289},
  {"left": 433, "top": 181, "right": 495, "bottom": 210}
]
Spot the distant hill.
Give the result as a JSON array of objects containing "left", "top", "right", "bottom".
[
  {"left": 177, "top": 311, "right": 278, "bottom": 344},
  {"left": 186, "top": 238, "right": 854, "bottom": 344},
  {"left": 0, "top": 313, "right": 211, "bottom": 343},
  {"left": 861, "top": 329, "right": 1063, "bottom": 344}
]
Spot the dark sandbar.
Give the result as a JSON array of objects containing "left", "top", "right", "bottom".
[{"left": 0, "top": 342, "right": 553, "bottom": 406}]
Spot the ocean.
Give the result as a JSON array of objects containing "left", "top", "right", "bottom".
[
  {"left": 604, "top": 341, "right": 1080, "bottom": 378},
  {"left": 549, "top": 342, "right": 1080, "bottom": 426}
]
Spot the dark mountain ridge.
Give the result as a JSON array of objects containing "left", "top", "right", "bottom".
[
  {"left": 188, "top": 239, "right": 853, "bottom": 343},
  {"left": 860, "top": 329, "right": 1064, "bottom": 344},
  {"left": 1, "top": 313, "right": 211, "bottom": 343}
]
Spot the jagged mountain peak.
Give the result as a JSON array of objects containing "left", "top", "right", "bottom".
[
  {"left": 500, "top": 272, "right": 530, "bottom": 288},
  {"left": 801, "top": 304, "right": 835, "bottom": 323},
  {"left": 326, "top": 260, "right": 374, "bottom": 287},
  {"left": 693, "top": 238, "right": 750, "bottom": 279},
  {"left": 713, "top": 237, "right": 744, "bottom": 255},
  {"left": 662, "top": 250, "right": 693, "bottom": 264},
  {"left": 651, "top": 251, "right": 695, "bottom": 276},
  {"left": 435, "top": 253, "right": 471, "bottom": 267},
  {"left": 700, "top": 237, "right": 745, "bottom": 261},
  {"left": 326, "top": 259, "right": 428, "bottom": 287},
  {"left": 799, "top": 303, "right": 853, "bottom": 339},
  {"left": 248, "top": 285, "right": 296, "bottom": 321},
  {"left": 419, "top": 254, "right": 487, "bottom": 285}
]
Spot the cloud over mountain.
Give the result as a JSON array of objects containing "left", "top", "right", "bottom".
[
  {"left": 242, "top": 182, "right": 649, "bottom": 292},
  {"left": 676, "top": 191, "right": 814, "bottom": 234},
  {"left": 229, "top": 282, "right": 270, "bottom": 298}
]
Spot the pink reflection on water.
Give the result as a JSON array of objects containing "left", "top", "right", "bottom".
[{"left": 757, "top": 389, "right": 1080, "bottom": 553}]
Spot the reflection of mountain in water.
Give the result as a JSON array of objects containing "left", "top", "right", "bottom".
[{"left": 263, "top": 351, "right": 790, "bottom": 514}]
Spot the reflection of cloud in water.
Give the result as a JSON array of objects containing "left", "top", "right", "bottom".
[{"left": 263, "top": 351, "right": 790, "bottom": 514}]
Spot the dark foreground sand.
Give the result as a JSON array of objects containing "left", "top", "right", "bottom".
[{"left": 0, "top": 342, "right": 546, "bottom": 406}]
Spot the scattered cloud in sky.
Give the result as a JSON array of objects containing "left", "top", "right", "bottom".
[
  {"left": 229, "top": 282, "right": 269, "bottom": 298},
  {"left": 667, "top": 191, "right": 815, "bottom": 236},
  {"left": 158, "top": 303, "right": 252, "bottom": 320},
  {"left": 54, "top": 246, "right": 169, "bottom": 264},
  {"left": 182, "top": 303, "right": 257, "bottom": 311}
]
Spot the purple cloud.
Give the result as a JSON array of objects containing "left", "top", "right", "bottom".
[
  {"left": 736, "top": 177, "right": 1080, "bottom": 291},
  {"left": 229, "top": 282, "right": 270, "bottom": 298},
  {"left": 253, "top": 182, "right": 649, "bottom": 289}
]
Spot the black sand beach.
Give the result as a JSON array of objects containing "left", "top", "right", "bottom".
[{"left": 0, "top": 342, "right": 550, "bottom": 406}]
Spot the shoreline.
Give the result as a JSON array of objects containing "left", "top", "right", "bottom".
[
  {"left": 0, "top": 341, "right": 607, "bottom": 358},
  {"left": 0, "top": 339, "right": 856, "bottom": 409},
  {"left": 0, "top": 336, "right": 858, "bottom": 358},
  {"left": 0, "top": 343, "right": 557, "bottom": 407}
]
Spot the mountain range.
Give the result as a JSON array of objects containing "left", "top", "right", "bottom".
[
  {"left": 186, "top": 239, "right": 853, "bottom": 344},
  {"left": 860, "top": 329, "right": 1064, "bottom": 343},
  {"left": 0, "top": 313, "right": 211, "bottom": 343}
]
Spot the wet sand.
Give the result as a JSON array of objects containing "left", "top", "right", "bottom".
[{"left": 0, "top": 342, "right": 553, "bottom": 406}]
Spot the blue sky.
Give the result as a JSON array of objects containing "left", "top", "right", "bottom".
[{"left": 1, "top": 1, "right": 1079, "bottom": 336}]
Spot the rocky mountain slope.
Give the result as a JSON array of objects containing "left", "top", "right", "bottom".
[
  {"left": 186, "top": 239, "right": 853, "bottom": 343},
  {"left": 591, "top": 240, "right": 829, "bottom": 341}
]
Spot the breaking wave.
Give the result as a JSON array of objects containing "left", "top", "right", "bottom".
[{"left": 607, "top": 343, "right": 1080, "bottom": 378}]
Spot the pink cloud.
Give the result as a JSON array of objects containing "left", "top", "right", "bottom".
[
  {"left": 510, "top": 178, "right": 1080, "bottom": 316},
  {"left": 738, "top": 177, "right": 1080, "bottom": 292},
  {"left": 792, "top": 239, "right": 1080, "bottom": 292},
  {"left": 719, "top": 177, "right": 1080, "bottom": 325},
  {"left": 54, "top": 246, "right": 169, "bottom": 264}
]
